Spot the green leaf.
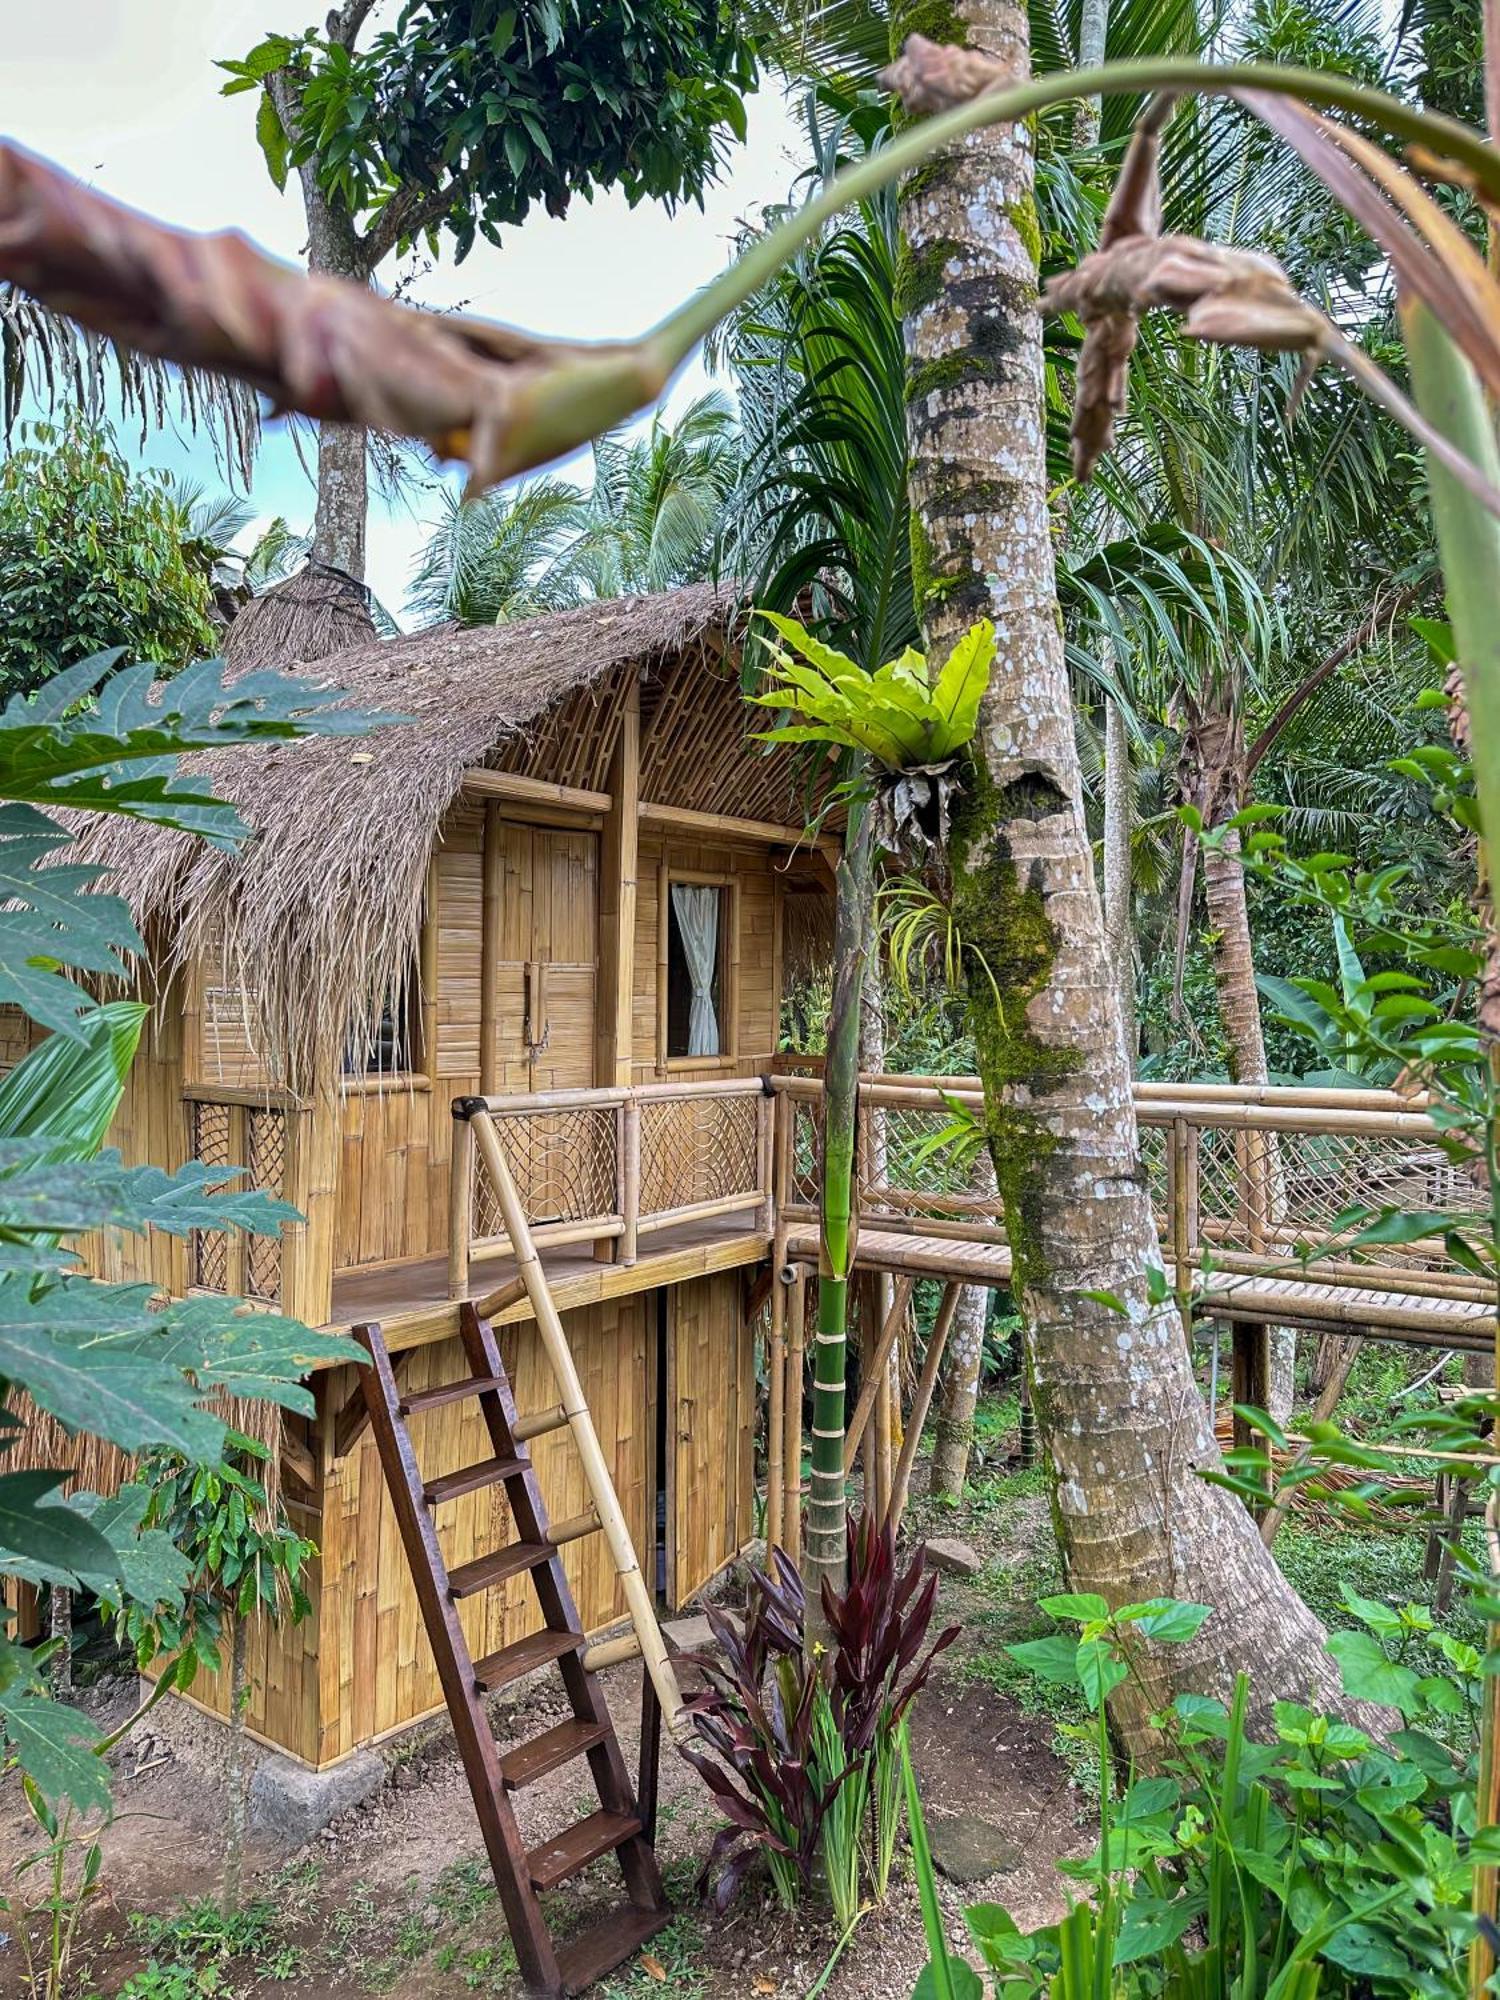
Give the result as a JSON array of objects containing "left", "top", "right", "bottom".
[
  {"left": 1006, "top": 1636, "right": 1081, "bottom": 1686},
  {"left": 0, "top": 1470, "right": 120, "bottom": 1587},
  {"left": 1076, "top": 1638, "right": 1129, "bottom": 1708},
  {"left": 0, "top": 1689, "right": 108, "bottom": 1810},
  {"left": 1116, "top": 1599, "right": 1212, "bottom": 1642},
  {"left": 928, "top": 619, "right": 993, "bottom": 749},
  {"left": 1038, "top": 1592, "right": 1110, "bottom": 1624},
  {"left": 1326, "top": 1630, "right": 1421, "bottom": 1714},
  {"left": 257, "top": 91, "right": 290, "bottom": 192}
]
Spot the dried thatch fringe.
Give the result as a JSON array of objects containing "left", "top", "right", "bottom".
[
  {"left": 5, "top": 1390, "right": 284, "bottom": 1517},
  {"left": 222, "top": 561, "right": 376, "bottom": 676},
  {"left": 67, "top": 575, "right": 738, "bottom": 1094}
]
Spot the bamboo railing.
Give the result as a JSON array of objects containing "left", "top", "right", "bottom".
[{"left": 447, "top": 1079, "right": 771, "bottom": 1298}]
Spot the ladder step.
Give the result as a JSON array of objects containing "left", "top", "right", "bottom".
[
  {"left": 513, "top": 1401, "right": 569, "bottom": 1444},
  {"left": 528, "top": 1809, "right": 644, "bottom": 1893},
  {"left": 499, "top": 1717, "right": 610, "bottom": 1791},
  {"left": 473, "top": 1626, "right": 582, "bottom": 1693},
  {"left": 424, "top": 1454, "right": 528, "bottom": 1506},
  {"left": 400, "top": 1374, "right": 508, "bottom": 1417},
  {"left": 554, "top": 1900, "right": 670, "bottom": 1996},
  {"left": 448, "top": 1542, "right": 554, "bottom": 1599}
]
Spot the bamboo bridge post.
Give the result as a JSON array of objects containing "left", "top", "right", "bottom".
[
  {"left": 1171, "top": 1115, "right": 1193, "bottom": 1344},
  {"left": 765, "top": 1091, "right": 793, "bottom": 1553},
  {"left": 620, "top": 1096, "right": 640, "bottom": 1267},
  {"left": 448, "top": 1111, "right": 474, "bottom": 1300},
  {"left": 844, "top": 1275, "right": 915, "bottom": 1475},
  {"left": 887, "top": 1282, "right": 962, "bottom": 1534}
]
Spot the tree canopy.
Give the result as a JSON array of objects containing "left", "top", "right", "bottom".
[
  {"left": 224, "top": 0, "right": 762, "bottom": 268},
  {"left": 0, "top": 416, "right": 217, "bottom": 697}
]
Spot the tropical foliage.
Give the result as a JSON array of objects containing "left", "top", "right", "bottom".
[
  {"left": 0, "top": 648, "right": 375, "bottom": 1809},
  {"left": 0, "top": 416, "right": 218, "bottom": 697}
]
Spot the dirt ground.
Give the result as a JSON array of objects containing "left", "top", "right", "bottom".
[{"left": 0, "top": 1478, "right": 1089, "bottom": 2000}]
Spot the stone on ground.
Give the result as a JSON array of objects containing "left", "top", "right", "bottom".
[
  {"left": 928, "top": 1811, "right": 1024, "bottom": 1885},
  {"left": 923, "top": 1536, "right": 982, "bottom": 1578}
]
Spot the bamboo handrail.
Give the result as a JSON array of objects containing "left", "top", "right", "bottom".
[{"left": 468, "top": 1108, "right": 688, "bottom": 1740}]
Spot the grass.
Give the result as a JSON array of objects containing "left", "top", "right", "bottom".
[{"left": 596, "top": 1861, "right": 709, "bottom": 1999}]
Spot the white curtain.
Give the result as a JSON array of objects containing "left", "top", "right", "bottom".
[{"left": 671, "top": 883, "right": 721, "bottom": 1057}]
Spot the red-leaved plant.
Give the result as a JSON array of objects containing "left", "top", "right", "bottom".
[{"left": 681, "top": 1513, "right": 959, "bottom": 1915}]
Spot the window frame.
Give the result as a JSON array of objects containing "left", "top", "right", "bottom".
[
  {"left": 657, "top": 863, "right": 739, "bottom": 1073},
  {"left": 340, "top": 892, "right": 433, "bottom": 1094}
]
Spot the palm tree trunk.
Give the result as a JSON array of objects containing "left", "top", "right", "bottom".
[
  {"left": 1199, "top": 790, "right": 1296, "bottom": 1423},
  {"left": 1103, "top": 694, "right": 1136, "bottom": 1065},
  {"left": 806, "top": 801, "right": 876, "bottom": 1599},
  {"left": 268, "top": 73, "right": 369, "bottom": 581},
  {"left": 893, "top": 0, "right": 1352, "bottom": 1751}
]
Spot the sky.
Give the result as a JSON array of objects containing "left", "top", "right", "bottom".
[{"left": 3, "top": 1, "right": 804, "bottom": 620}]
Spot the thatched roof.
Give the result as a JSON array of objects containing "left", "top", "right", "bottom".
[
  {"left": 76, "top": 579, "right": 750, "bottom": 1090},
  {"left": 222, "top": 562, "right": 377, "bottom": 673}
]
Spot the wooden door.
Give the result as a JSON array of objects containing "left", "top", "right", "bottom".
[
  {"left": 488, "top": 823, "right": 598, "bottom": 1092},
  {"left": 667, "top": 1273, "right": 753, "bottom": 1606}
]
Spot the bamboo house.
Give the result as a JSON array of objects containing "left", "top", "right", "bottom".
[{"left": 15, "top": 571, "right": 836, "bottom": 1772}]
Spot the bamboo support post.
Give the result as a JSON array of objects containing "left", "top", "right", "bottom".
[
  {"left": 583, "top": 1631, "right": 643, "bottom": 1673},
  {"left": 448, "top": 1113, "right": 474, "bottom": 1300},
  {"left": 1258, "top": 1337, "right": 1365, "bottom": 1548},
  {"left": 480, "top": 803, "right": 501, "bottom": 1097},
  {"left": 756, "top": 1087, "right": 774, "bottom": 1238},
  {"left": 784, "top": 1264, "right": 807, "bottom": 1564},
  {"left": 1171, "top": 1116, "right": 1193, "bottom": 1343},
  {"left": 620, "top": 1097, "right": 641, "bottom": 1266},
  {"left": 887, "top": 1282, "right": 962, "bottom": 1534},
  {"left": 467, "top": 1110, "right": 687, "bottom": 1738},
  {"left": 843, "top": 1275, "right": 915, "bottom": 1474}
]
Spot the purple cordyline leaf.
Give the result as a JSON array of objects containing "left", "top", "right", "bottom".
[{"left": 889, "top": 1625, "right": 962, "bottom": 1726}]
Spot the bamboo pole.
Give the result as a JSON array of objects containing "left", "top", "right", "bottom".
[
  {"left": 887, "top": 1283, "right": 962, "bottom": 1534},
  {"left": 634, "top": 1191, "right": 766, "bottom": 1235},
  {"left": 1258, "top": 1337, "right": 1365, "bottom": 1548},
  {"left": 843, "top": 1276, "right": 914, "bottom": 1474},
  {"left": 480, "top": 804, "right": 501, "bottom": 1096},
  {"left": 784, "top": 1265, "right": 807, "bottom": 1565},
  {"left": 1472, "top": 1489, "right": 1500, "bottom": 1998},
  {"left": 620, "top": 1098, "right": 641, "bottom": 1266},
  {"left": 448, "top": 1114, "right": 473, "bottom": 1300},
  {"left": 467, "top": 1110, "right": 687, "bottom": 1737}
]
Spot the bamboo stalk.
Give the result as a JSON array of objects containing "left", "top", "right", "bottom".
[
  {"left": 467, "top": 1110, "right": 687, "bottom": 1737},
  {"left": 583, "top": 1631, "right": 643, "bottom": 1672},
  {"left": 842, "top": 1275, "right": 914, "bottom": 1474},
  {"left": 1171, "top": 1116, "right": 1192, "bottom": 1343},
  {"left": 875, "top": 1274, "right": 895, "bottom": 1520},
  {"left": 1258, "top": 1336, "right": 1366, "bottom": 1548},
  {"left": 513, "top": 1402, "right": 570, "bottom": 1444},
  {"left": 547, "top": 1505, "right": 601, "bottom": 1546},
  {"left": 470, "top": 1214, "right": 625, "bottom": 1259}
]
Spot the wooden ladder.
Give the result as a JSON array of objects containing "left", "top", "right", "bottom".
[{"left": 355, "top": 1292, "right": 677, "bottom": 1998}]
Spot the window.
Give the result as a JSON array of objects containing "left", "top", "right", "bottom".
[
  {"left": 344, "top": 955, "right": 423, "bottom": 1077},
  {"left": 665, "top": 880, "right": 732, "bottom": 1061}
]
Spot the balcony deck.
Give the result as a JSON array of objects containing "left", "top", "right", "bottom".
[{"left": 326, "top": 1211, "right": 771, "bottom": 1355}]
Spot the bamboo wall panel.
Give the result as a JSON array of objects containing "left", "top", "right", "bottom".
[
  {"left": 187, "top": 925, "right": 274, "bottom": 1089},
  {"left": 313, "top": 1296, "right": 650, "bottom": 1767},
  {"left": 82, "top": 981, "right": 187, "bottom": 1296},
  {"left": 633, "top": 833, "right": 779, "bottom": 1082},
  {"left": 670, "top": 1270, "right": 753, "bottom": 1605}
]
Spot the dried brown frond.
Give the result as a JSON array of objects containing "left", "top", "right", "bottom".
[
  {"left": 5, "top": 1389, "right": 285, "bottom": 1516},
  {"left": 1043, "top": 236, "right": 1323, "bottom": 479},
  {"left": 877, "top": 33, "right": 1015, "bottom": 116},
  {"left": 0, "top": 142, "right": 663, "bottom": 496}
]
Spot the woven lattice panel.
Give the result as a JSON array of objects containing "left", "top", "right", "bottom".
[
  {"left": 863, "top": 1104, "right": 994, "bottom": 1217},
  {"left": 641, "top": 1094, "right": 759, "bottom": 1215},
  {"left": 244, "top": 1109, "right": 287, "bottom": 1301},
  {"left": 189, "top": 1100, "right": 232, "bottom": 1293},
  {"left": 790, "top": 1099, "right": 820, "bottom": 1205},
  {"left": 475, "top": 1106, "right": 617, "bottom": 1237},
  {"left": 1192, "top": 1126, "right": 1485, "bottom": 1264}
]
